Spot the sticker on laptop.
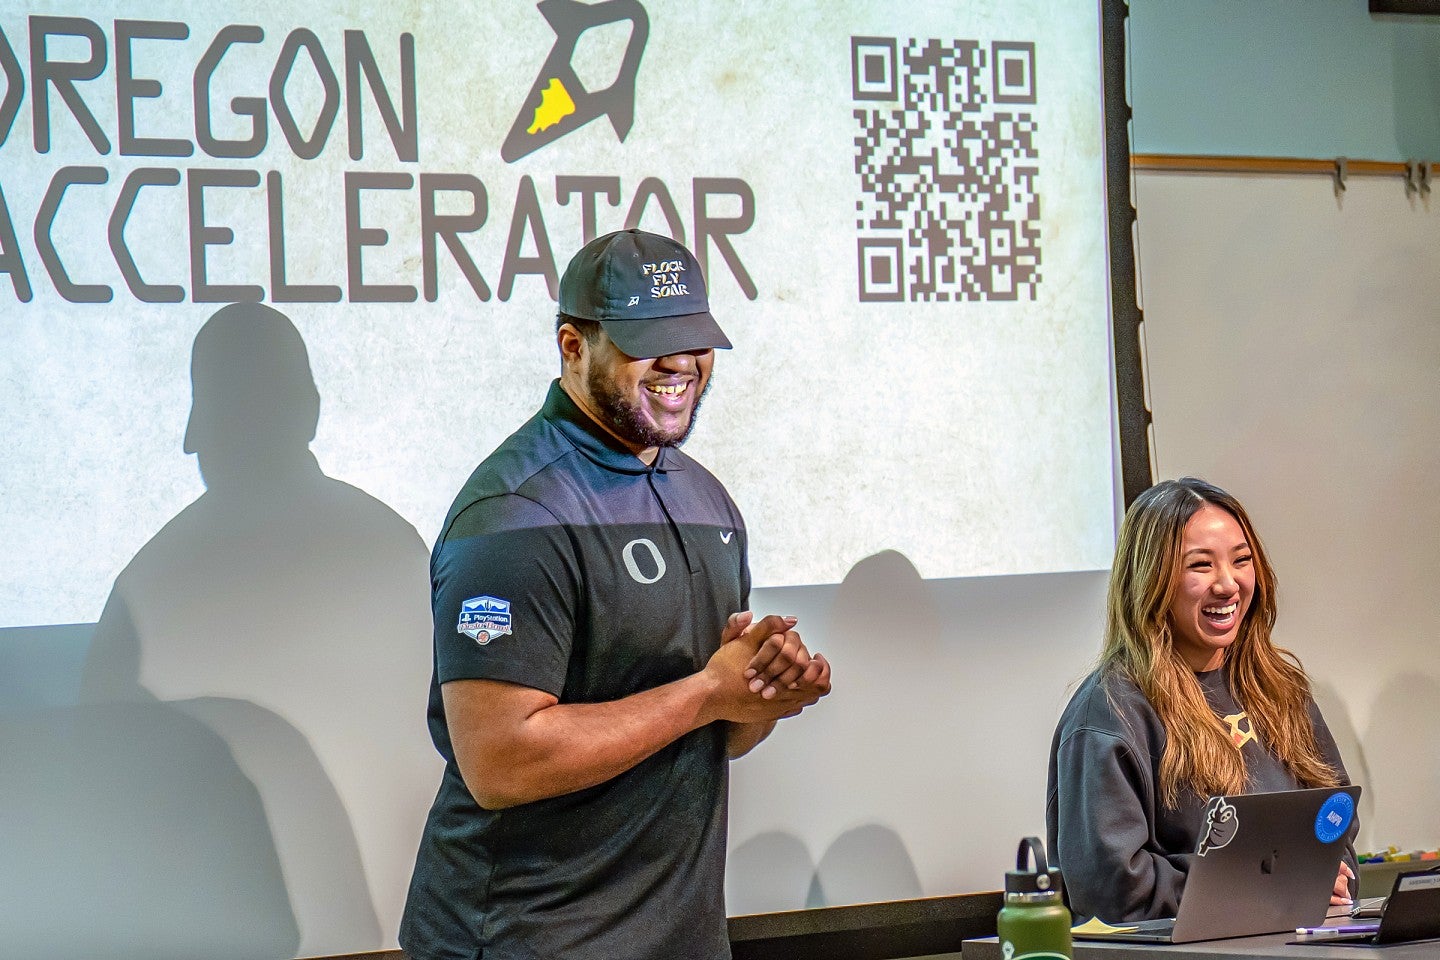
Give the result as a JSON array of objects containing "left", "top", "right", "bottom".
[
  {"left": 1314, "top": 791, "right": 1355, "bottom": 844},
  {"left": 1197, "top": 796, "right": 1239, "bottom": 856},
  {"left": 458, "top": 595, "right": 512, "bottom": 644}
]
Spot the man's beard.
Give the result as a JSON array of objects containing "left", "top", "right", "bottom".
[{"left": 587, "top": 366, "right": 712, "bottom": 450}]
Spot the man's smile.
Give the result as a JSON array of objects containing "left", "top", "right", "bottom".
[
  {"left": 645, "top": 381, "right": 690, "bottom": 396},
  {"left": 643, "top": 379, "right": 696, "bottom": 412}
]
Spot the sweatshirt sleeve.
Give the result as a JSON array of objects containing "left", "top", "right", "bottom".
[
  {"left": 1308, "top": 699, "right": 1361, "bottom": 898},
  {"left": 1049, "top": 723, "right": 1189, "bottom": 922}
]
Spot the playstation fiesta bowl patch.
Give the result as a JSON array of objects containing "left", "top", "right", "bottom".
[{"left": 458, "top": 595, "right": 512, "bottom": 644}]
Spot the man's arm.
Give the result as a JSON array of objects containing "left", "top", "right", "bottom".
[
  {"left": 446, "top": 615, "right": 826, "bottom": 809},
  {"left": 726, "top": 720, "right": 776, "bottom": 759}
]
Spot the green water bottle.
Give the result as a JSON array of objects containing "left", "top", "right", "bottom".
[{"left": 996, "top": 837, "right": 1072, "bottom": 960}]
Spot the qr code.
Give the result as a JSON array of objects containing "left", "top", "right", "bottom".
[{"left": 852, "top": 37, "right": 1040, "bottom": 302}]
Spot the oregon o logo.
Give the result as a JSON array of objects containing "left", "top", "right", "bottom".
[{"left": 622, "top": 538, "right": 666, "bottom": 584}]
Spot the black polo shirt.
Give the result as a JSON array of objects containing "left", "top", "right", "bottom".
[{"left": 400, "top": 380, "right": 748, "bottom": 960}]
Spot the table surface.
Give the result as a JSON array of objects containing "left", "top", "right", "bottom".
[{"left": 962, "top": 932, "right": 1440, "bottom": 960}]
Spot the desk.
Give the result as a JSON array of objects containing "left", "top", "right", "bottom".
[
  {"left": 728, "top": 892, "right": 1000, "bottom": 960},
  {"left": 962, "top": 933, "right": 1439, "bottom": 960}
]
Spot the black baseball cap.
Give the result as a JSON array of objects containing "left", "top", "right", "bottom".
[{"left": 558, "top": 229, "right": 732, "bottom": 358}]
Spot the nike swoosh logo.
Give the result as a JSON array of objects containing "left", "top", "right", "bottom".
[{"left": 721, "top": 531, "right": 734, "bottom": 543}]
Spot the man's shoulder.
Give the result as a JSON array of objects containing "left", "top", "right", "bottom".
[
  {"left": 441, "top": 412, "right": 578, "bottom": 533},
  {"left": 658, "top": 448, "right": 745, "bottom": 520}
]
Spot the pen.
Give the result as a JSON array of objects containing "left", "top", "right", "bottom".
[{"left": 1294, "top": 924, "right": 1378, "bottom": 941}]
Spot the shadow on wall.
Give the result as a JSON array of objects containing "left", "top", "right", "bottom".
[
  {"left": 0, "top": 304, "right": 436, "bottom": 959},
  {"left": 727, "top": 824, "right": 923, "bottom": 915},
  {"left": 0, "top": 634, "right": 299, "bottom": 960},
  {"left": 725, "top": 551, "right": 961, "bottom": 912},
  {"left": 808, "top": 824, "right": 925, "bottom": 909},
  {"left": 726, "top": 550, "right": 935, "bottom": 914},
  {"left": 727, "top": 830, "right": 818, "bottom": 914},
  {"left": 725, "top": 548, "right": 1108, "bottom": 914}
]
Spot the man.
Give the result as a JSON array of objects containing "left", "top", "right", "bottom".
[{"left": 399, "top": 229, "right": 832, "bottom": 960}]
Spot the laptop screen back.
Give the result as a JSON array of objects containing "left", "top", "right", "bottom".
[{"left": 1170, "top": 785, "right": 1361, "bottom": 942}]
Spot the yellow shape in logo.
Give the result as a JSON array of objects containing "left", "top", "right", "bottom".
[
  {"left": 527, "top": 77, "right": 576, "bottom": 134},
  {"left": 1222, "top": 710, "right": 1257, "bottom": 749}
]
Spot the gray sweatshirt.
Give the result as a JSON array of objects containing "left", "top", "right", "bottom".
[{"left": 1046, "top": 663, "right": 1357, "bottom": 922}]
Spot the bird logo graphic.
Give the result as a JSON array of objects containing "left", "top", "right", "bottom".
[{"left": 502, "top": 0, "right": 650, "bottom": 162}]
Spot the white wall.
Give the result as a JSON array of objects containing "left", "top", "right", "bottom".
[
  {"left": 1133, "top": 169, "right": 1440, "bottom": 854},
  {"left": 729, "top": 568, "right": 1106, "bottom": 914}
]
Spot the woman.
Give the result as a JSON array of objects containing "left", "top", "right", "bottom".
[{"left": 1046, "top": 477, "right": 1357, "bottom": 922}]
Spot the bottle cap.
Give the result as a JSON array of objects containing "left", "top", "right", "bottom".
[{"left": 1006, "top": 837, "right": 1064, "bottom": 896}]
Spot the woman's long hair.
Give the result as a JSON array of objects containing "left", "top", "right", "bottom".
[{"left": 1101, "top": 477, "right": 1341, "bottom": 807}]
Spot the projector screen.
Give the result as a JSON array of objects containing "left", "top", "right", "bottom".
[
  {"left": 2, "top": 0, "right": 1113, "bottom": 625},
  {"left": 0, "top": 1, "right": 1123, "bottom": 957}
]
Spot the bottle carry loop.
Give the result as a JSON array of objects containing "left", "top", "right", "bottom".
[{"left": 1006, "top": 836, "right": 1063, "bottom": 896}]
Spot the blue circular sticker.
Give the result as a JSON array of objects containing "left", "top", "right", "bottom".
[{"left": 1315, "top": 791, "right": 1355, "bottom": 844}]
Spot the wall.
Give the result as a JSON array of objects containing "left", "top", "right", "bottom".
[
  {"left": 1129, "top": 0, "right": 1440, "bottom": 160},
  {"left": 1133, "top": 171, "right": 1440, "bottom": 853},
  {"left": 729, "top": 568, "right": 1106, "bottom": 914},
  {"left": 1128, "top": 0, "right": 1440, "bottom": 852}
]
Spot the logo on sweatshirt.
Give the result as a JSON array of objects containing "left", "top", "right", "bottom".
[{"left": 1221, "top": 710, "right": 1256, "bottom": 749}]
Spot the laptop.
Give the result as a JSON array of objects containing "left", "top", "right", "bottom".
[
  {"left": 1292, "top": 866, "right": 1440, "bottom": 946},
  {"left": 1073, "top": 785, "right": 1362, "bottom": 944}
]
